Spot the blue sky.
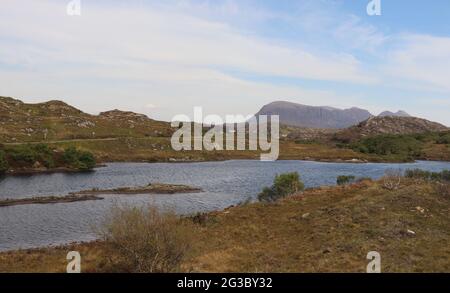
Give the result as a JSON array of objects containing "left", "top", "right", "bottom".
[{"left": 0, "top": 0, "right": 449, "bottom": 124}]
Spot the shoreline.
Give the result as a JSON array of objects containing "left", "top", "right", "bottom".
[
  {"left": 2, "top": 157, "right": 442, "bottom": 177},
  {"left": 1, "top": 178, "right": 449, "bottom": 272}
]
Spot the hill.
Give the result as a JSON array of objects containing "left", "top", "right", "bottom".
[
  {"left": 334, "top": 116, "right": 448, "bottom": 143},
  {"left": 255, "top": 101, "right": 372, "bottom": 129},
  {"left": 378, "top": 110, "right": 410, "bottom": 117},
  {"left": 0, "top": 96, "right": 173, "bottom": 143}
]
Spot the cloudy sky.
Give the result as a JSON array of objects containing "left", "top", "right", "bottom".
[{"left": 1, "top": 0, "right": 449, "bottom": 124}]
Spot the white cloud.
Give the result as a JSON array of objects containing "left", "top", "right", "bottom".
[
  {"left": 333, "top": 15, "right": 388, "bottom": 51},
  {"left": 0, "top": 0, "right": 374, "bottom": 83},
  {"left": 384, "top": 34, "right": 450, "bottom": 93},
  {"left": 0, "top": 0, "right": 377, "bottom": 121},
  {"left": 0, "top": 1, "right": 448, "bottom": 125}
]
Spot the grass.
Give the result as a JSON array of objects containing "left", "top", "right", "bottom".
[
  {"left": 1, "top": 178, "right": 449, "bottom": 273},
  {"left": 3, "top": 137, "right": 375, "bottom": 163}
]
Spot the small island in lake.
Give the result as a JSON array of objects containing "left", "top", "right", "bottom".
[{"left": 0, "top": 183, "right": 203, "bottom": 207}]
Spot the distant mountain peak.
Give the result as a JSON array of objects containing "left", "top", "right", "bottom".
[
  {"left": 378, "top": 110, "right": 410, "bottom": 117},
  {"left": 256, "top": 101, "right": 372, "bottom": 129}
]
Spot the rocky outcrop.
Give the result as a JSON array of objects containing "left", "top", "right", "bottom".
[
  {"left": 378, "top": 110, "right": 410, "bottom": 117},
  {"left": 334, "top": 116, "right": 449, "bottom": 142}
]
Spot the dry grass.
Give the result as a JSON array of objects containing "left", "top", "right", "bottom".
[
  {"left": 1, "top": 179, "right": 449, "bottom": 273},
  {"left": 98, "top": 205, "right": 195, "bottom": 273}
]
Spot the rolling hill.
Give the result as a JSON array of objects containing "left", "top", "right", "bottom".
[{"left": 0, "top": 96, "right": 173, "bottom": 143}]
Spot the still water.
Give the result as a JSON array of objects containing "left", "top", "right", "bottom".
[{"left": 1, "top": 160, "right": 449, "bottom": 251}]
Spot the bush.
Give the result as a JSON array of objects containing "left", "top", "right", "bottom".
[
  {"left": 33, "top": 144, "right": 55, "bottom": 168},
  {"left": 8, "top": 144, "right": 55, "bottom": 168},
  {"left": 405, "top": 169, "right": 431, "bottom": 180},
  {"left": 404, "top": 169, "right": 450, "bottom": 182},
  {"left": 9, "top": 145, "right": 36, "bottom": 164},
  {"left": 436, "top": 133, "right": 450, "bottom": 144},
  {"left": 337, "top": 175, "right": 356, "bottom": 186},
  {"left": 63, "top": 146, "right": 96, "bottom": 170},
  {"left": 0, "top": 150, "right": 8, "bottom": 173},
  {"left": 351, "top": 134, "right": 422, "bottom": 159},
  {"left": 258, "top": 172, "right": 304, "bottom": 202},
  {"left": 99, "top": 205, "right": 194, "bottom": 273}
]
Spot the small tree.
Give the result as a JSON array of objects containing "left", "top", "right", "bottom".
[{"left": 258, "top": 172, "right": 304, "bottom": 202}]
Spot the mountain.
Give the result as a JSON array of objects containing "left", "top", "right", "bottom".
[
  {"left": 0, "top": 96, "right": 173, "bottom": 142},
  {"left": 255, "top": 101, "right": 372, "bottom": 129},
  {"left": 334, "top": 116, "right": 449, "bottom": 142},
  {"left": 378, "top": 110, "right": 410, "bottom": 117}
]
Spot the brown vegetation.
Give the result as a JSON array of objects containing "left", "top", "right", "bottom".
[
  {"left": 98, "top": 206, "right": 195, "bottom": 273},
  {"left": 1, "top": 178, "right": 449, "bottom": 273}
]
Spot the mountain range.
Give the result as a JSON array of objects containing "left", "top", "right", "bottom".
[{"left": 256, "top": 101, "right": 415, "bottom": 129}]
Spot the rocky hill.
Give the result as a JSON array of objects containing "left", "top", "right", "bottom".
[
  {"left": 0, "top": 96, "right": 172, "bottom": 142},
  {"left": 256, "top": 101, "right": 372, "bottom": 129},
  {"left": 378, "top": 110, "right": 410, "bottom": 117},
  {"left": 334, "top": 116, "right": 448, "bottom": 142}
]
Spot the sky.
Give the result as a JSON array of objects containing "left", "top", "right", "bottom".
[{"left": 0, "top": 0, "right": 449, "bottom": 125}]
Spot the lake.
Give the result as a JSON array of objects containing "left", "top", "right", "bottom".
[{"left": 0, "top": 160, "right": 449, "bottom": 251}]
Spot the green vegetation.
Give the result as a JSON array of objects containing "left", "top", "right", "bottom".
[
  {"left": 350, "top": 134, "right": 422, "bottom": 160},
  {"left": 294, "top": 139, "right": 319, "bottom": 145},
  {"left": 0, "top": 150, "right": 8, "bottom": 173},
  {"left": 1, "top": 144, "right": 96, "bottom": 172},
  {"left": 62, "top": 146, "right": 96, "bottom": 171},
  {"left": 258, "top": 172, "right": 304, "bottom": 202},
  {"left": 404, "top": 169, "right": 450, "bottom": 182},
  {"left": 337, "top": 175, "right": 356, "bottom": 185},
  {"left": 334, "top": 131, "right": 450, "bottom": 162},
  {"left": 2, "top": 177, "right": 450, "bottom": 273},
  {"left": 7, "top": 144, "right": 55, "bottom": 168},
  {"left": 99, "top": 205, "right": 194, "bottom": 273}
]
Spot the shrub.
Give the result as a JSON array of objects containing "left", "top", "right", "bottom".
[
  {"left": 9, "top": 145, "right": 36, "bottom": 164},
  {"left": 0, "top": 150, "right": 8, "bottom": 173},
  {"left": 351, "top": 134, "right": 422, "bottom": 159},
  {"left": 405, "top": 169, "right": 431, "bottom": 181},
  {"left": 436, "top": 133, "right": 450, "bottom": 144},
  {"left": 99, "top": 205, "right": 194, "bottom": 273},
  {"left": 8, "top": 144, "right": 55, "bottom": 168},
  {"left": 63, "top": 146, "right": 96, "bottom": 170},
  {"left": 33, "top": 144, "right": 55, "bottom": 168},
  {"left": 77, "top": 151, "right": 96, "bottom": 170},
  {"left": 404, "top": 169, "right": 450, "bottom": 182},
  {"left": 258, "top": 172, "right": 304, "bottom": 202},
  {"left": 337, "top": 175, "right": 356, "bottom": 186}
]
